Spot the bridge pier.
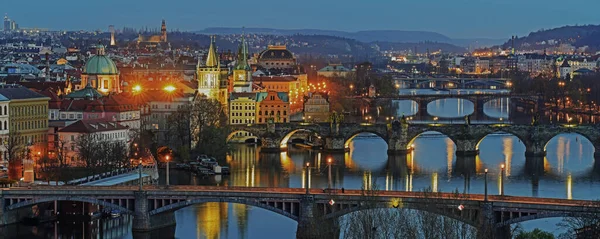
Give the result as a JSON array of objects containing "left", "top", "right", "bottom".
[
  {"left": 132, "top": 191, "right": 176, "bottom": 232},
  {"left": 323, "top": 136, "right": 347, "bottom": 153},
  {"left": 296, "top": 195, "right": 339, "bottom": 239},
  {"left": 478, "top": 202, "right": 511, "bottom": 239},
  {"left": 260, "top": 136, "right": 281, "bottom": 153},
  {"left": 455, "top": 139, "right": 479, "bottom": 157}
]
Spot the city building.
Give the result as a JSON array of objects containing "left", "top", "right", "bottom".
[
  {"left": 80, "top": 45, "right": 120, "bottom": 94},
  {"left": 197, "top": 36, "right": 229, "bottom": 106},
  {"left": 59, "top": 120, "right": 129, "bottom": 166},
  {"left": 257, "top": 45, "right": 297, "bottom": 70},
  {"left": 144, "top": 90, "right": 194, "bottom": 145},
  {"left": 0, "top": 85, "right": 49, "bottom": 182},
  {"left": 317, "top": 64, "right": 352, "bottom": 78},
  {"left": 303, "top": 92, "right": 330, "bottom": 122},
  {"left": 256, "top": 91, "right": 289, "bottom": 123},
  {"left": 229, "top": 93, "right": 257, "bottom": 125}
]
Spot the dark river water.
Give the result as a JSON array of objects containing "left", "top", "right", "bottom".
[{"left": 13, "top": 89, "right": 600, "bottom": 238}]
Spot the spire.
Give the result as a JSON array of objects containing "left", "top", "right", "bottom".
[
  {"left": 234, "top": 33, "right": 250, "bottom": 70},
  {"left": 206, "top": 35, "right": 219, "bottom": 67}
]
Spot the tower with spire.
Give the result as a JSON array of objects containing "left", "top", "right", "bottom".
[
  {"left": 160, "top": 19, "right": 167, "bottom": 42},
  {"left": 233, "top": 34, "right": 252, "bottom": 92},
  {"left": 109, "top": 25, "right": 116, "bottom": 46},
  {"left": 197, "top": 36, "right": 229, "bottom": 106}
]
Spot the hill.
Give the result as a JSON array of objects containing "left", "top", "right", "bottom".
[{"left": 501, "top": 25, "right": 600, "bottom": 52}]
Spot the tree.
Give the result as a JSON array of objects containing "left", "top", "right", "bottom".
[
  {"left": 3, "top": 131, "right": 25, "bottom": 180},
  {"left": 75, "top": 133, "right": 98, "bottom": 169},
  {"left": 167, "top": 107, "right": 191, "bottom": 161},
  {"left": 515, "top": 229, "right": 554, "bottom": 239},
  {"left": 557, "top": 201, "right": 600, "bottom": 239},
  {"left": 190, "top": 97, "right": 229, "bottom": 160}
]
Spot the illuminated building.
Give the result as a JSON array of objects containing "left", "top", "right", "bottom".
[
  {"left": 229, "top": 93, "right": 257, "bottom": 125},
  {"left": 0, "top": 85, "right": 49, "bottom": 181},
  {"left": 257, "top": 45, "right": 297, "bottom": 70},
  {"left": 303, "top": 92, "right": 330, "bottom": 122},
  {"left": 197, "top": 36, "right": 229, "bottom": 107},
  {"left": 59, "top": 120, "right": 129, "bottom": 166},
  {"left": 317, "top": 64, "right": 352, "bottom": 78},
  {"left": 137, "top": 19, "right": 167, "bottom": 44},
  {"left": 232, "top": 35, "right": 252, "bottom": 93},
  {"left": 80, "top": 45, "right": 120, "bottom": 94},
  {"left": 256, "top": 91, "right": 289, "bottom": 123}
]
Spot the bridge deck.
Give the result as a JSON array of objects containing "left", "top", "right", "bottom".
[{"left": 2, "top": 186, "right": 593, "bottom": 208}]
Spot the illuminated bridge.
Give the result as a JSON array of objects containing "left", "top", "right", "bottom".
[
  {"left": 0, "top": 186, "right": 598, "bottom": 238},
  {"left": 393, "top": 77, "right": 512, "bottom": 89},
  {"left": 228, "top": 122, "right": 600, "bottom": 158}
]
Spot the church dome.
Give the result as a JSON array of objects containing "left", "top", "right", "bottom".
[
  {"left": 259, "top": 45, "right": 294, "bottom": 60},
  {"left": 84, "top": 45, "right": 118, "bottom": 75}
]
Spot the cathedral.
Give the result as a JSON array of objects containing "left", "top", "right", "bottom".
[{"left": 137, "top": 19, "right": 167, "bottom": 44}]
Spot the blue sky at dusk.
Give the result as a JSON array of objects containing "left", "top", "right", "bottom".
[{"left": 4, "top": 0, "right": 600, "bottom": 39}]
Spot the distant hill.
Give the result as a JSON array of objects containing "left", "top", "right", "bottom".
[
  {"left": 197, "top": 27, "right": 503, "bottom": 48},
  {"left": 501, "top": 25, "right": 600, "bottom": 52},
  {"left": 374, "top": 41, "right": 467, "bottom": 54}
]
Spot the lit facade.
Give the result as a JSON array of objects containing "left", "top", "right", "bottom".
[
  {"left": 197, "top": 36, "right": 229, "bottom": 107},
  {"left": 80, "top": 45, "right": 120, "bottom": 94},
  {"left": 256, "top": 91, "right": 289, "bottom": 124},
  {"left": 303, "top": 92, "right": 330, "bottom": 122},
  {"left": 229, "top": 93, "right": 257, "bottom": 125}
]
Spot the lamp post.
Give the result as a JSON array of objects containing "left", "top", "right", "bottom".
[
  {"left": 327, "top": 157, "right": 332, "bottom": 190},
  {"left": 305, "top": 162, "right": 310, "bottom": 195},
  {"left": 138, "top": 159, "right": 143, "bottom": 191},
  {"left": 500, "top": 164, "right": 505, "bottom": 196},
  {"left": 484, "top": 168, "right": 488, "bottom": 201},
  {"left": 165, "top": 155, "right": 170, "bottom": 187}
]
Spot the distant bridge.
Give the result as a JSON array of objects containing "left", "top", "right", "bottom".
[
  {"left": 393, "top": 77, "right": 512, "bottom": 89},
  {"left": 1, "top": 186, "right": 598, "bottom": 238}
]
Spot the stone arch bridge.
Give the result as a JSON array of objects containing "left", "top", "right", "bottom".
[
  {"left": 228, "top": 122, "right": 600, "bottom": 158},
  {"left": 1, "top": 186, "right": 599, "bottom": 239},
  {"left": 374, "top": 93, "right": 543, "bottom": 118}
]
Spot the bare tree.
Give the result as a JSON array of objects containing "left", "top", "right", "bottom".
[
  {"left": 189, "top": 98, "right": 229, "bottom": 159},
  {"left": 557, "top": 200, "right": 600, "bottom": 239},
  {"left": 167, "top": 107, "right": 191, "bottom": 161},
  {"left": 3, "top": 131, "right": 25, "bottom": 180}
]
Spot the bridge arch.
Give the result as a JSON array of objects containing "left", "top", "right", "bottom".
[
  {"left": 543, "top": 131, "right": 597, "bottom": 154},
  {"left": 475, "top": 130, "right": 528, "bottom": 152},
  {"left": 344, "top": 130, "right": 388, "bottom": 149},
  {"left": 407, "top": 130, "right": 457, "bottom": 149},
  {"left": 280, "top": 128, "right": 323, "bottom": 148},
  {"left": 6, "top": 196, "right": 133, "bottom": 214},
  {"left": 426, "top": 98, "right": 474, "bottom": 118},
  {"left": 148, "top": 197, "right": 298, "bottom": 221},
  {"left": 323, "top": 201, "right": 478, "bottom": 227},
  {"left": 226, "top": 130, "right": 259, "bottom": 143},
  {"left": 496, "top": 211, "right": 596, "bottom": 228}
]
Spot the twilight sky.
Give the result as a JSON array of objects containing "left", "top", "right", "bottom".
[{"left": 4, "top": 0, "right": 600, "bottom": 39}]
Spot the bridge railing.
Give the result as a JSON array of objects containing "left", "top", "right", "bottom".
[{"left": 65, "top": 165, "right": 156, "bottom": 186}]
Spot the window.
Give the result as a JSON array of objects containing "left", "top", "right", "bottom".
[
  {"left": 283, "top": 111, "right": 287, "bottom": 116},
  {"left": 70, "top": 135, "right": 75, "bottom": 141},
  {"left": 283, "top": 118, "right": 287, "bottom": 123},
  {"left": 259, "top": 111, "right": 262, "bottom": 116}
]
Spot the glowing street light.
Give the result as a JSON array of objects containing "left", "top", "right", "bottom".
[
  {"left": 166, "top": 155, "right": 170, "bottom": 187},
  {"left": 163, "top": 85, "right": 176, "bottom": 92},
  {"left": 132, "top": 85, "right": 142, "bottom": 93},
  {"left": 500, "top": 164, "right": 505, "bottom": 196},
  {"left": 484, "top": 168, "right": 488, "bottom": 201}
]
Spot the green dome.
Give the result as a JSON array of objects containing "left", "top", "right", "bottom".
[{"left": 84, "top": 55, "right": 118, "bottom": 75}]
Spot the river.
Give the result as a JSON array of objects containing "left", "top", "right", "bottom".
[{"left": 12, "top": 89, "right": 600, "bottom": 238}]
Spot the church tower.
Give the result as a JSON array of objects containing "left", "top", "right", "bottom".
[
  {"left": 233, "top": 34, "right": 252, "bottom": 92},
  {"left": 197, "top": 36, "right": 228, "bottom": 106},
  {"left": 109, "top": 25, "right": 116, "bottom": 46},
  {"left": 161, "top": 19, "right": 167, "bottom": 42}
]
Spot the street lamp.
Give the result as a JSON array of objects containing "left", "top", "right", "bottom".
[
  {"left": 138, "top": 159, "right": 143, "bottom": 191},
  {"left": 305, "top": 162, "right": 310, "bottom": 195},
  {"left": 165, "top": 155, "right": 170, "bottom": 187},
  {"left": 500, "top": 164, "right": 505, "bottom": 196},
  {"left": 484, "top": 168, "right": 488, "bottom": 201},
  {"left": 327, "top": 157, "right": 332, "bottom": 190}
]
